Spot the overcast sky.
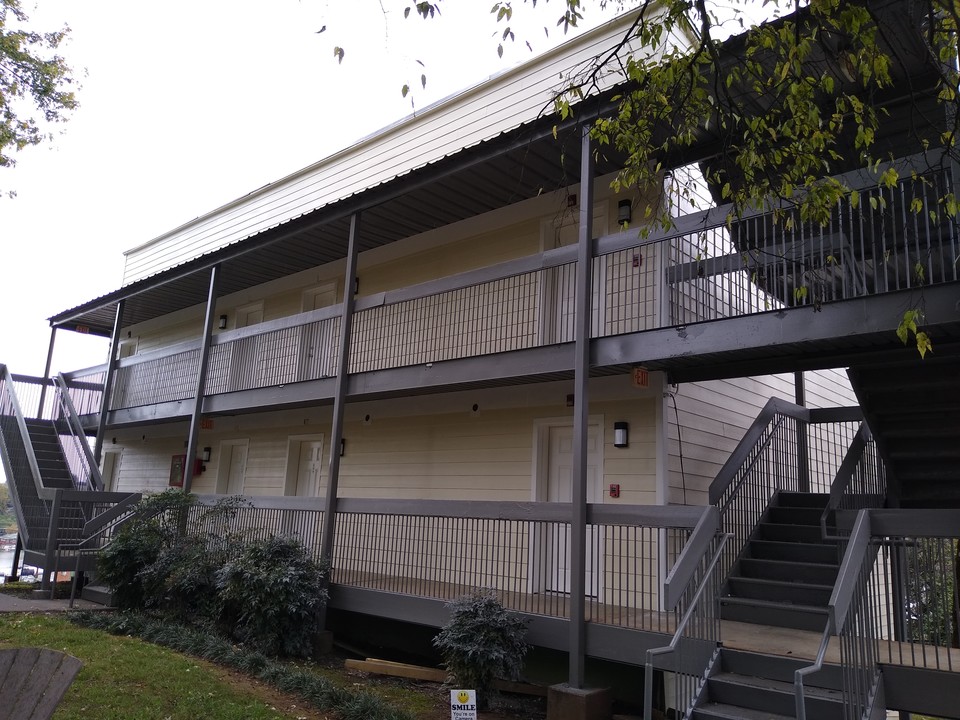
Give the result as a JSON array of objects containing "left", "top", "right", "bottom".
[{"left": 1, "top": 0, "right": 620, "bottom": 378}]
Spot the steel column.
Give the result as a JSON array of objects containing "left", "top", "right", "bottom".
[
  {"left": 36, "top": 327, "right": 57, "bottom": 417},
  {"left": 569, "top": 125, "right": 594, "bottom": 689},
  {"left": 319, "top": 213, "right": 361, "bottom": 570},
  {"left": 183, "top": 267, "right": 220, "bottom": 494},
  {"left": 794, "top": 371, "right": 809, "bottom": 492},
  {"left": 94, "top": 301, "right": 124, "bottom": 465}
]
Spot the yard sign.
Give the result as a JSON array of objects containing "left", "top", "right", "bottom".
[{"left": 450, "top": 689, "right": 477, "bottom": 720}]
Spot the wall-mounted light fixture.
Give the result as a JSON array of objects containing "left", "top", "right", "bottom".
[
  {"left": 202, "top": 447, "right": 212, "bottom": 463},
  {"left": 614, "top": 421, "right": 629, "bottom": 448},
  {"left": 340, "top": 438, "right": 346, "bottom": 457},
  {"left": 354, "top": 277, "right": 360, "bottom": 294},
  {"left": 618, "top": 200, "right": 632, "bottom": 225},
  {"left": 218, "top": 314, "right": 228, "bottom": 330}
]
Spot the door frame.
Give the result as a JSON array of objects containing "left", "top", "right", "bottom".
[
  {"left": 283, "top": 434, "right": 325, "bottom": 496},
  {"left": 216, "top": 439, "right": 249, "bottom": 494},
  {"left": 529, "top": 416, "right": 605, "bottom": 597}
]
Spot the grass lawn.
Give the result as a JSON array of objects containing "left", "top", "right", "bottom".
[{"left": 0, "top": 613, "right": 332, "bottom": 720}]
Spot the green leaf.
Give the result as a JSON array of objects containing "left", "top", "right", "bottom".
[{"left": 916, "top": 331, "right": 933, "bottom": 359}]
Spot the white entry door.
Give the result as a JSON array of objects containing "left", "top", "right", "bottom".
[
  {"left": 545, "top": 425, "right": 602, "bottom": 597},
  {"left": 294, "top": 440, "right": 324, "bottom": 497},
  {"left": 218, "top": 441, "right": 248, "bottom": 495}
]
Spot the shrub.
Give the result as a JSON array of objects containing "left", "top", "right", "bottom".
[
  {"left": 216, "top": 535, "right": 328, "bottom": 657},
  {"left": 98, "top": 491, "right": 246, "bottom": 619},
  {"left": 97, "top": 490, "right": 195, "bottom": 610},
  {"left": 432, "top": 589, "right": 528, "bottom": 709}
]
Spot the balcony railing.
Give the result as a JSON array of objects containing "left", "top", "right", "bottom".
[
  {"left": 63, "top": 154, "right": 958, "bottom": 414},
  {"left": 192, "top": 495, "right": 705, "bottom": 635}
]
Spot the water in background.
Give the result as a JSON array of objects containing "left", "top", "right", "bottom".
[{"left": 0, "top": 548, "right": 18, "bottom": 578}]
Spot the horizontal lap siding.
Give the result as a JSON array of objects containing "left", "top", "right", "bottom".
[
  {"left": 666, "top": 375, "right": 796, "bottom": 506},
  {"left": 109, "top": 394, "right": 658, "bottom": 503}
]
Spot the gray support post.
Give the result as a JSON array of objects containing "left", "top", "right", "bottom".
[
  {"left": 568, "top": 125, "right": 594, "bottom": 689},
  {"left": 36, "top": 327, "right": 57, "bottom": 417},
  {"left": 94, "top": 301, "right": 125, "bottom": 465},
  {"left": 183, "top": 266, "right": 220, "bottom": 494},
  {"left": 319, "top": 213, "right": 361, "bottom": 574},
  {"left": 795, "top": 371, "right": 809, "bottom": 492}
]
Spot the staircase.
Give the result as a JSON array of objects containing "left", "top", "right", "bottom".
[
  {"left": 694, "top": 648, "right": 844, "bottom": 720},
  {"left": 719, "top": 492, "right": 839, "bottom": 633},
  {"left": 849, "top": 351, "right": 960, "bottom": 507},
  {"left": 25, "top": 420, "right": 75, "bottom": 492}
]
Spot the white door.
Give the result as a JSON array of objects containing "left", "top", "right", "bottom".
[
  {"left": 546, "top": 425, "right": 602, "bottom": 596},
  {"left": 540, "top": 206, "right": 607, "bottom": 344},
  {"left": 299, "top": 283, "right": 338, "bottom": 380},
  {"left": 220, "top": 442, "right": 248, "bottom": 495},
  {"left": 294, "top": 440, "right": 324, "bottom": 497}
]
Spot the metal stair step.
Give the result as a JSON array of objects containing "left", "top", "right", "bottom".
[
  {"left": 758, "top": 522, "right": 824, "bottom": 543},
  {"left": 748, "top": 540, "right": 838, "bottom": 564},
  {"left": 767, "top": 506, "right": 825, "bottom": 526},
  {"left": 727, "top": 576, "right": 833, "bottom": 606},
  {"left": 738, "top": 557, "right": 839, "bottom": 585},
  {"left": 720, "top": 596, "right": 829, "bottom": 632},
  {"left": 776, "top": 492, "right": 830, "bottom": 509},
  {"left": 707, "top": 671, "right": 843, "bottom": 719},
  {"left": 720, "top": 649, "right": 844, "bottom": 690},
  {"left": 692, "top": 701, "right": 793, "bottom": 720}
]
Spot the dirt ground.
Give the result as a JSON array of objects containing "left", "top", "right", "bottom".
[{"left": 228, "top": 649, "right": 547, "bottom": 720}]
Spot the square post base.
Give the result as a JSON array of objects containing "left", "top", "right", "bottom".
[{"left": 547, "top": 684, "right": 611, "bottom": 720}]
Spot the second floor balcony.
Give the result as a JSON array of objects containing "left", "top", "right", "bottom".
[{"left": 61, "top": 153, "right": 960, "bottom": 426}]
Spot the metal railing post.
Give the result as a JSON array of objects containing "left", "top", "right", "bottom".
[
  {"left": 184, "top": 269, "right": 220, "bottom": 494},
  {"left": 36, "top": 328, "right": 57, "bottom": 417},
  {"left": 94, "top": 300, "right": 124, "bottom": 465},
  {"left": 568, "top": 124, "right": 594, "bottom": 689},
  {"left": 319, "top": 212, "right": 361, "bottom": 628}
]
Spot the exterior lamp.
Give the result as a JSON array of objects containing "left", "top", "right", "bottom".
[
  {"left": 614, "top": 421, "right": 629, "bottom": 448},
  {"left": 202, "top": 447, "right": 212, "bottom": 462},
  {"left": 618, "top": 200, "right": 632, "bottom": 225},
  {"left": 218, "top": 314, "right": 228, "bottom": 330}
]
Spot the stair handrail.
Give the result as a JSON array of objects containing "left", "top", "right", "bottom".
[
  {"left": 821, "top": 424, "right": 885, "bottom": 542},
  {"left": 643, "top": 533, "right": 730, "bottom": 720},
  {"left": 708, "top": 397, "right": 809, "bottom": 506},
  {"left": 0, "top": 365, "right": 55, "bottom": 502},
  {"left": 45, "top": 490, "right": 142, "bottom": 603},
  {"left": 53, "top": 373, "right": 103, "bottom": 492},
  {"left": 795, "top": 509, "right": 877, "bottom": 720},
  {"left": 663, "top": 506, "right": 720, "bottom": 609}
]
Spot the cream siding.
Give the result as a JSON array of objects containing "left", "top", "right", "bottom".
[
  {"left": 108, "top": 381, "right": 658, "bottom": 504},
  {"left": 121, "top": 11, "right": 675, "bottom": 285}
]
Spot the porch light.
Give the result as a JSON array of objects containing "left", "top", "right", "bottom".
[
  {"left": 218, "top": 314, "right": 228, "bottom": 330},
  {"left": 202, "top": 447, "right": 211, "bottom": 462},
  {"left": 340, "top": 438, "right": 346, "bottom": 457},
  {"left": 618, "top": 200, "right": 632, "bottom": 225},
  {"left": 614, "top": 421, "right": 629, "bottom": 448}
]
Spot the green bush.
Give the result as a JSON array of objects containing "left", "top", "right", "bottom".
[
  {"left": 216, "top": 535, "right": 328, "bottom": 657},
  {"left": 97, "top": 490, "right": 195, "bottom": 610},
  {"left": 432, "top": 589, "right": 528, "bottom": 709}
]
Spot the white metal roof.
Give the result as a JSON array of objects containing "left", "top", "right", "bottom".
[{"left": 121, "top": 10, "right": 665, "bottom": 286}]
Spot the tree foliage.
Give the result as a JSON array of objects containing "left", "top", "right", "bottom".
[
  {"left": 0, "top": 0, "right": 77, "bottom": 185},
  {"left": 333, "top": 0, "right": 955, "bottom": 355}
]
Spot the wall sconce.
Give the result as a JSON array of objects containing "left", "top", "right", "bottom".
[
  {"left": 614, "top": 421, "right": 629, "bottom": 448},
  {"left": 202, "top": 447, "right": 212, "bottom": 463},
  {"left": 354, "top": 277, "right": 360, "bottom": 294},
  {"left": 618, "top": 200, "right": 632, "bottom": 225},
  {"left": 218, "top": 314, "right": 228, "bottom": 330},
  {"left": 340, "top": 438, "right": 346, "bottom": 457}
]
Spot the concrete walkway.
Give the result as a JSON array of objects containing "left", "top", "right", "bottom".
[{"left": 0, "top": 592, "right": 103, "bottom": 612}]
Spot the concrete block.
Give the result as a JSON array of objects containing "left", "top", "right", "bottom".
[{"left": 547, "top": 684, "right": 612, "bottom": 720}]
